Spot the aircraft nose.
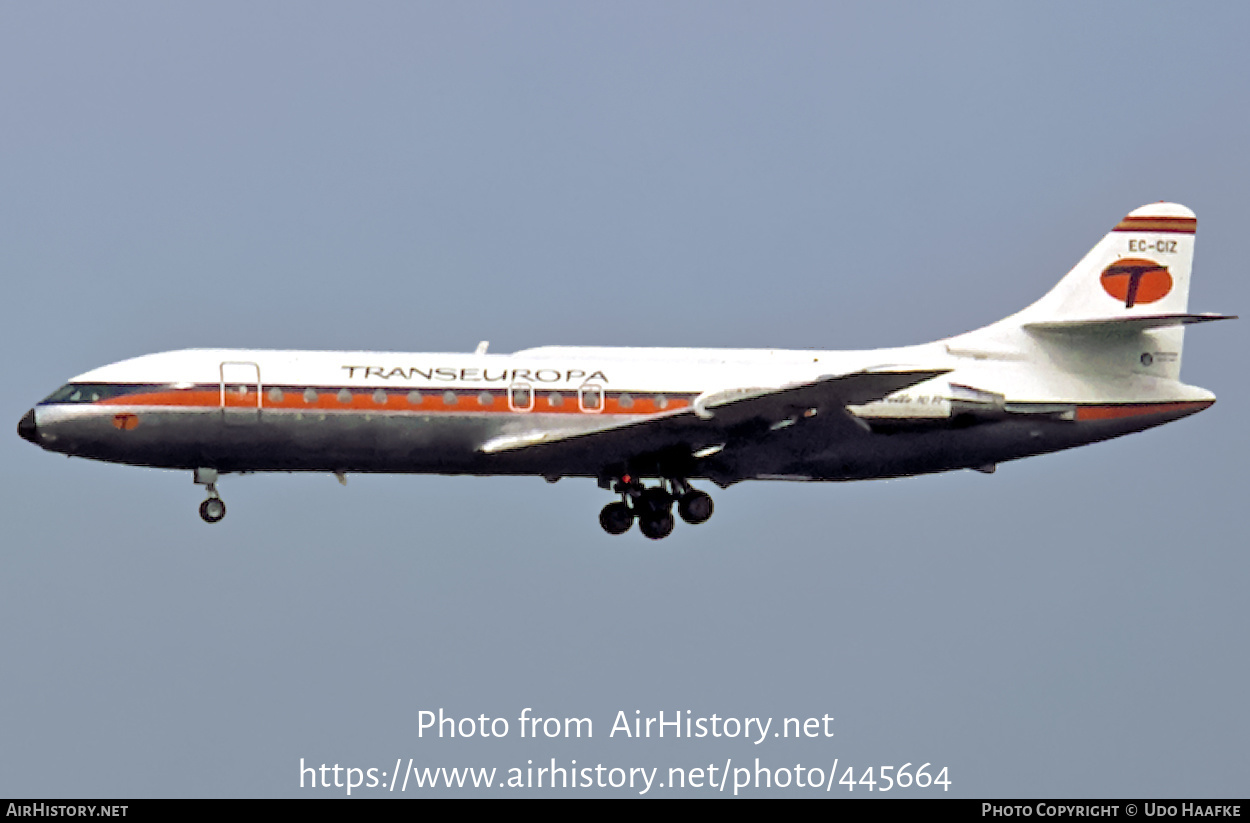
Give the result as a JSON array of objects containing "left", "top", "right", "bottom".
[{"left": 17, "top": 408, "right": 38, "bottom": 444}]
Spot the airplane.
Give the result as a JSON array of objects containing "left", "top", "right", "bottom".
[{"left": 16, "top": 202, "right": 1234, "bottom": 539}]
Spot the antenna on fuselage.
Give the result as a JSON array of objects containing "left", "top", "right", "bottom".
[{"left": 475, "top": 341, "right": 489, "bottom": 355}]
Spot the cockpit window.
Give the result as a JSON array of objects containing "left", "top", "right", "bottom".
[{"left": 41, "top": 383, "right": 149, "bottom": 404}]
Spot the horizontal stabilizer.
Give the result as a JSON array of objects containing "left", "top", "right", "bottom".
[{"left": 1023, "top": 313, "right": 1236, "bottom": 335}]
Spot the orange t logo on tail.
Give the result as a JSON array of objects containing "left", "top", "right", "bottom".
[{"left": 1100, "top": 258, "right": 1172, "bottom": 308}]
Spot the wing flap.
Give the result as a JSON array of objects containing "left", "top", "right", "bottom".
[{"left": 694, "top": 367, "right": 950, "bottom": 428}]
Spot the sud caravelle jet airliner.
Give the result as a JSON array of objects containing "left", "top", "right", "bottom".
[{"left": 17, "top": 203, "right": 1234, "bottom": 539}]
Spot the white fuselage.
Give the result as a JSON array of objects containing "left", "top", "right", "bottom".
[
  {"left": 15, "top": 201, "right": 1228, "bottom": 532},
  {"left": 21, "top": 338, "right": 1214, "bottom": 485}
]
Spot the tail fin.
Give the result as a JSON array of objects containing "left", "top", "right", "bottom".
[
  {"left": 955, "top": 205, "right": 1240, "bottom": 385},
  {"left": 1016, "top": 202, "right": 1198, "bottom": 324},
  {"left": 955, "top": 203, "right": 1234, "bottom": 383}
]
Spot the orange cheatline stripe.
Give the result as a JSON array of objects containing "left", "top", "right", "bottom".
[
  {"left": 1075, "top": 401, "right": 1212, "bottom": 421},
  {"left": 100, "top": 390, "right": 220, "bottom": 407},
  {"left": 83, "top": 389, "right": 1215, "bottom": 423},
  {"left": 1112, "top": 216, "right": 1196, "bottom": 234},
  {"left": 96, "top": 388, "right": 691, "bottom": 415}
]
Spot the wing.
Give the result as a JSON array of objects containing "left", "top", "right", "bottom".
[{"left": 480, "top": 367, "right": 949, "bottom": 484}]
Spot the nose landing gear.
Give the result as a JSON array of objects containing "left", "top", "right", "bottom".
[
  {"left": 598, "top": 476, "right": 713, "bottom": 539},
  {"left": 194, "top": 468, "right": 227, "bottom": 524},
  {"left": 199, "top": 496, "right": 226, "bottom": 523}
]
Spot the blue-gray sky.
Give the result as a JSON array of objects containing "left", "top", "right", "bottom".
[{"left": 2, "top": 2, "right": 1246, "bottom": 797}]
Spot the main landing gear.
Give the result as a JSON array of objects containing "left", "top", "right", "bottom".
[
  {"left": 598, "top": 476, "right": 714, "bottom": 540},
  {"left": 194, "top": 468, "right": 226, "bottom": 524}
]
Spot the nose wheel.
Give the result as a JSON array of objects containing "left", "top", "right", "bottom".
[
  {"left": 199, "top": 496, "right": 226, "bottom": 523},
  {"left": 194, "top": 468, "right": 227, "bottom": 524},
  {"left": 598, "top": 477, "right": 712, "bottom": 539}
]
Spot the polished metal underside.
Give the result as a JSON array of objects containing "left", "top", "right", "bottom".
[{"left": 28, "top": 402, "right": 1203, "bottom": 487}]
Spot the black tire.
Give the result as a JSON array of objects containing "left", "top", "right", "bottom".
[
  {"left": 636, "top": 487, "right": 673, "bottom": 515},
  {"left": 677, "top": 490, "right": 714, "bottom": 524},
  {"left": 199, "top": 498, "right": 226, "bottom": 523},
  {"left": 638, "top": 511, "right": 675, "bottom": 540},
  {"left": 599, "top": 501, "right": 634, "bottom": 535}
]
